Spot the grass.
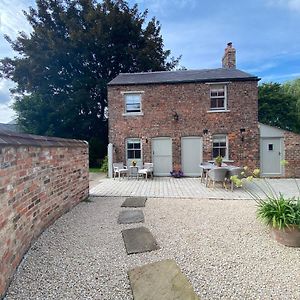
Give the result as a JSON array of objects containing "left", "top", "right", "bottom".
[{"left": 89, "top": 167, "right": 102, "bottom": 173}]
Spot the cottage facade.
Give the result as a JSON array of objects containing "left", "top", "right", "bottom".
[{"left": 108, "top": 43, "right": 263, "bottom": 176}]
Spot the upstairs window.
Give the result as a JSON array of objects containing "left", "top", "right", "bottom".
[
  {"left": 210, "top": 85, "right": 227, "bottom": 110},
  {"left": 212, "top": 135, "right": 228, "bottom": 159},
  {"left": 124, "top": 93, "right": 142, "bottom": 113}
]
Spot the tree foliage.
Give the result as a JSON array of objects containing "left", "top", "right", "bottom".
[
  {"left": 0, "top": 0, "right": 179, "bottom": 165},
  {"left": 283, "top": 78, "right": 300, "bottom": 112},
  {"left": 258, "top": 82, "right": 300, "bottom": 133}
]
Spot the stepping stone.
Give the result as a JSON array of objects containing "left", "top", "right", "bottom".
[
  {"left": 122, "top": 227, "right": 159, "bottom": 254},
  {"left": 121, "top": 197, "right": 147, "bottom": 208},
  {"left": 128, "top": 259, "right": 200, "bottom": 300},
  {"left": 118, "top": 210, "right": 144, "bottom": 224}
]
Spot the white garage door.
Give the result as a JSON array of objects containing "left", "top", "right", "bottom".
[
  {"left": 181, "top": 137, "right": 203, "bottom": 177},
  {"left": 152, "top": 137, "right": 172, "bottom": 176}
]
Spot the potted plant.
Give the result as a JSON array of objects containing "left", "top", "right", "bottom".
[
  {"left": 257, "top": 196, "right": 300, "bottom": 247},
  {"left": 231, "top": 164, "right": 300, "bottom": 247},
  {"left": 170, "top": 164, "right": 184, "bottom": 178},
  {"left": 132, "top": 160, "right": 137, "bottom": 167},
  {"left": 214, "top": 155, "right": 223, "bottom": 167}
]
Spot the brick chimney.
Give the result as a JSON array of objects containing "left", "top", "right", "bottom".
[{"left": 222, "top": 42, "right": 236, "bottom": 69}]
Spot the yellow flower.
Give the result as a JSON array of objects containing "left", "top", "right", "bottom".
[
  {"left": 243, "top": 166, "right": 248, "bottom": 171},
  {"left": 280, "top": 160, "right": 288, "bottom": 166},
  {"left": 253, "top": 168, "right": 260, "bottom": 177},
  {"left": 246, "top": 175, "right": 254, "bottom": 182}
]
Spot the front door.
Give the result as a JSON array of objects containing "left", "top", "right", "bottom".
[
  {"left": 261, "top": 138, "right": 283, "bottom": 176},
  {"left": 181, "top": 137, "right": 203, "bottom": 177},
  {"left": 152, "top": 137, "right": 172, "bottom": 176}
]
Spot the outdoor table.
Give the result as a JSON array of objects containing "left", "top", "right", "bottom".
[{"left": 128, "top": 166, "right": 139, "bottom": 179}]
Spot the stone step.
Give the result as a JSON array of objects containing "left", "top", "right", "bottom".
[
  {"left": 118, "top": 210, "right": 144, "bottom": 224},
  {"left": 121, "top": 197, "right": 147, "bottom": 208},
  {"left": 128, "top": 259, "right": 200, "bottom": 300},
  {"left": 122, "top": 226, "right": 159, "bottom": 254}
]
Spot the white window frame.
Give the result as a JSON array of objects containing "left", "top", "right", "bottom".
[
  {"left": 209, "top": 84, "right": 227, "bottom": 111},
  {"left": 126, "top": 138, "right": 142, "bottom": 161},
  {"left": 212, "top": 134, "right": 229, "bottom": 160},
  {"left": 122, "top": 91, "right": 144, "bottom": 116}
]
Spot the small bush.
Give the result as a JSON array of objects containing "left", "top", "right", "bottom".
[{"left": 99, "top": 155, "right": 108, "bottom": 173}]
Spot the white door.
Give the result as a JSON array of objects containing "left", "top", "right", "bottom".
[
  {"left": 261, "top": 138, "right": 283, "bottom": 176},
  {"left": 152, "top": 138, "right": 172, "bottom": 176},
  {"left": 181, "top": 137, "right": 203, "bottom": 177}
]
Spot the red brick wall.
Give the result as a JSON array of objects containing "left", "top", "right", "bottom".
[
  {"left": 108, "top": 81, "right": 260, "bottom": 170},
  {"left": 0, "top": 136, "right": 89, "bottom": 298},
  {"left": 284, "top": 131, "right": 300, "bottom": 177}
]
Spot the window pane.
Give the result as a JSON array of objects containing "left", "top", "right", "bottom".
[
  {"left": 134, "top": 150, "right": 141, "bottom": 159},
  {"left": 133, "top": 143, "right": 140, "bottom": 149},
  {"left": 219, "top": 148, "right": 226, "bottom": 157},
  {"left": 125, "top": 94, "right": 141, "bottom": 113},
  {"left": 128, "top": 150, "right": 134, "bottom": 159},
  {"left": 213, "top": 148, "right": 220, "bottom": 158},
  {"left": 127, "top": 143, "right": 134, "bottom": 149}
]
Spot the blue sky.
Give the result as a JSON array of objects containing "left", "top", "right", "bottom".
[{"left": 0, "top": 0, "right": 300, "bottom": 123}]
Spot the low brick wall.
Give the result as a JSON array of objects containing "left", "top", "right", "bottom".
[
  {"left": 284, "top": 131, "right": 300, "bottom": 177},
  {"left": 0, "top": 130, "right": 89, "bottom": 298}
]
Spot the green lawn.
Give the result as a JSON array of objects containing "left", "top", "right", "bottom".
[{"left": 89, "top": 167, "right": 102, "bottom": 173}]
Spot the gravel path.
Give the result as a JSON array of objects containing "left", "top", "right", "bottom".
[{"left": 5, "top": 197, "right": 300, "bottom": 300}]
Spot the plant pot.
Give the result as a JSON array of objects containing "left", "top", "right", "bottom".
[{"left": 270, "top": 225, "right": 300, "bottom": 247}]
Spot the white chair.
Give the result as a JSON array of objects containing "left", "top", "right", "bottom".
[
  {"left": 228, "top": 167, "right": 244, "bottom": 191},
  {"left": 207, "top": 167, "right": 228, "bottom": 188},
  {"left": 137, "top": 163, "right": 154, "bottom": 180},
  {"left": 199, "top": 162, "right": 214, "bottom": 183},
  {"left": 113, "top": 163, "right": 128, "bottom": 179}
]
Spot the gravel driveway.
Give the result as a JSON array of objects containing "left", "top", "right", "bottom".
[{"left": 5, "top": 197, "right": 300, "bottom": 300}]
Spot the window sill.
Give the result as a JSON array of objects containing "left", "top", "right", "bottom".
[
  {"left": 208, "top": 159, "right": 234, "bottom": 163},
  {"left": 122, "top": 112, "right": 144, "bottom": 117},
  {"left": 207, "top": 109, "right": 230, "bottom": 113}
]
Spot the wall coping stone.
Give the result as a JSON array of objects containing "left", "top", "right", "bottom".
[{"left": 0, "top": 129, "right": 88, "bottom": 147}]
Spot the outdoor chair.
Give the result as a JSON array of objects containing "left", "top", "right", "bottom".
[
  {"left": 137, "top": 163, "right": 154, "bottom": 180},
  {"left": 228, "top": 167, "right": 244, "bottom": 191},
  {"left": 207, "top": 167, "right": 228, "bottom": 188},
  {"left": 199, "top": 162, "right": 214, "bottom": 183},
  {"left": 113, "top": 162, "right": 128, "bottom": 179}
]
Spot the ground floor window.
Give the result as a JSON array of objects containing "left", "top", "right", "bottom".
[
  {"left": 126, "top": 138, "right": 141, "bottom": 159},
  {"left": 212, "top": 135, "right": 228, "bottom": 159}
]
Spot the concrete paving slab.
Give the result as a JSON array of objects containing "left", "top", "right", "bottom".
[
  {"left": 128, "top": 259, "right": 200, "bottom": 300},
  {"left": 118, "top": 210, "right": 144, "bottom": 224},
  {"left": 122, "top": 227, "right": 159, "bottom": 254},
  {"left": 121, "top": 197, "right": 147, "bottom": 207}
]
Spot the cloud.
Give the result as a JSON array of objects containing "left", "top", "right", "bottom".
[
  {"left": 0, "top": 79, "right": 15, "bottom": 104},
  {"left": 0, "top": 103, "right": 15, "bottom": 123},
  {"left": 267, "top": 0, "right": 300, "bottom": 12},
  {"left": 0, "top": 0, "right": 33, "bottom": 38}
]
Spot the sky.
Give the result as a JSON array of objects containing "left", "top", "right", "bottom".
[{"left": 0, "top": 0, "right": 300, "bottom": 123}]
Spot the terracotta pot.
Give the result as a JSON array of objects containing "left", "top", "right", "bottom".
[{"left": 270, "top": 225, "right": 300, "bottom": 247}]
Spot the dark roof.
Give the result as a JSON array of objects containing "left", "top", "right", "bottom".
[
  {"left": 0, "top": 129, "right": 87, "bottom": 147},
  {"left": 0, "top": 123, "right": 20, "bottom": 133},
  {"left": 108, "top": 68, "right": 259, "bottom": 86}
]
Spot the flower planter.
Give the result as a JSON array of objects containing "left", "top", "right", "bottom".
[{"left": 270, "top": 225, "right": 300, "bottom": 247}]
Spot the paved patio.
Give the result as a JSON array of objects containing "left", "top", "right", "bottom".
[{"left": 90, "top": 176, "right": 300, "bottom": 200}]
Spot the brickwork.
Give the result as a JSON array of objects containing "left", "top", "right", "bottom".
[
  {"left": 0, "top": 132, "right": 89, "bottom": 298},
  {"left": 108, "top": 80, "right": 260, "bottom": 171},
  {"left": 284, "top": 131, "right": 300, "bottom": 177}
]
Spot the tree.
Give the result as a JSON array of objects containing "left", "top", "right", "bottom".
[
  {"left": 283, "top": 78, "right": 300, "bottom": 113},
  {"left": 258, "top": 82, "right": 300, "bottom": 133},
  {"left": 0, "top": 0, "right": 179, "bottom": 166}
]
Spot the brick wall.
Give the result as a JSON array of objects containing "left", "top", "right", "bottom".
[
  {"left": 108, "top": 80, "right": 260, "bottom": 170},
  {"left": 284, "top": 131, "right": 300, "bottom": 177},
  {"left": 0, "top": 131, "right": 89, "bottom": 298}
]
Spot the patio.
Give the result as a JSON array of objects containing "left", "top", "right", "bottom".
[{"left": 90, "top": 176, "right": 300, "bottom": 200}]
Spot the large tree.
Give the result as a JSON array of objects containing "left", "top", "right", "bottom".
[
  {"left": 258, "top": 82, "right": 300, "bottom": 133},
  {"left": 0, "top": 0, "right": 179, "bottom": 165}
]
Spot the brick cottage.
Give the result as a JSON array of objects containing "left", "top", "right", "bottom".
[{"left": 108, "top": 43, "right": 300, "bottom": 177}]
